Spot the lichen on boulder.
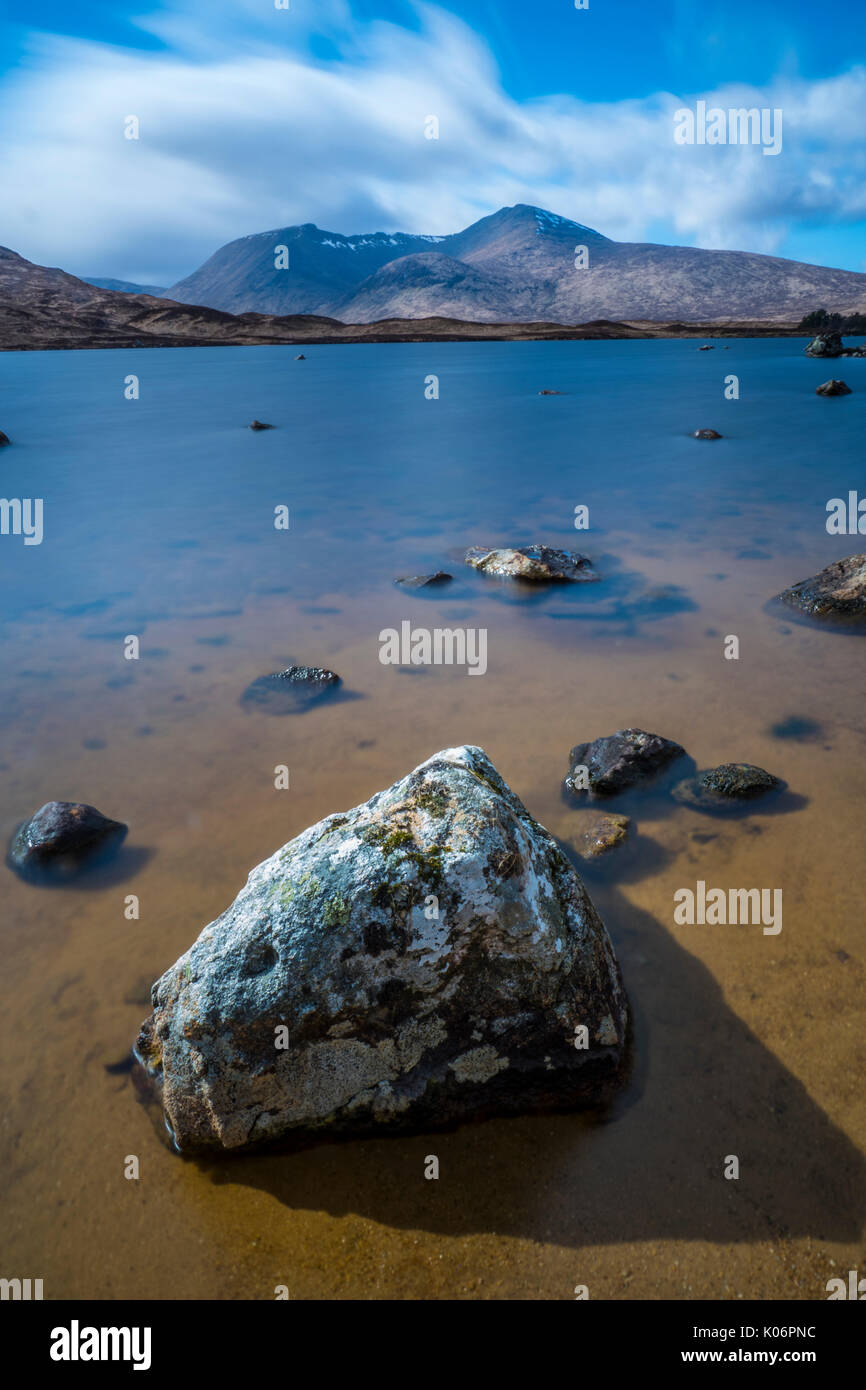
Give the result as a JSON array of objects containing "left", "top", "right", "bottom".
[{"left": 135, "top": 746, "right": 628, "bottom": 1152}]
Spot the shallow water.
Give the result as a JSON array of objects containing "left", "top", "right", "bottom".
[{"left": 1, "top": 339, "right": 864, "bottom": 1299}]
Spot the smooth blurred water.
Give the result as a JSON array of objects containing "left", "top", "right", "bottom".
[
  {"left": 1, "top": 337, "right": 864, "bottom": 631},
  {"left": 2, "top": 338, "right": 866, "bottom": 1301}
]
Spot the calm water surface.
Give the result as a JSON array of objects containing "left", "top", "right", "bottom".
[{"left": 1, "top": 339, "right": 864, "bottom": 1298}]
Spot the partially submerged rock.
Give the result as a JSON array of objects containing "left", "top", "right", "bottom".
[
  {"left": 775, "top": 554, "right": 866, "bottom": 620},
  {"left": 698, "top": 344, "right": 715, "bottom": 351},
  {"left": 805, "top": 332, "right": 866, "bottom": 359},
  {"left": 8, "top": 801, "right": 127, "bottom": 880},
  {"left": 538, "top": 389, "right": 565, "bottom": 395},
  {"left": 0, "top": 430, "right": 10, "bottom": 447},
  {"left": 693, "top": 428, "right": 722, "bottom": 439},
  {"left": 135, "top": 746, "right": 628, "bottom": 1152},
  {"left": 242, "top": 665, "right": 342, "bottom": 713},
  {"left": 295, "top": 354, "right": 306, "bottom": 360},
  {"left": 672, "top": 764, "right": 783, "bottom": 812},
  {"left": 816, "top": 379, "right": 852, "bottom": 396},
  {"left": 394, "top": 571, "right": 453, "bottom": 590},
  {"left": 805, "top": 332, "right": 843, "bottom": 358},
  {"left": 249, "top": 419, "right": 274, "bottom": 431},
  {"left": 566, "top": 728, "right": 686, "bottom": 798},
  {"left": 465, "top": 544, "right": 598, "bottom": 583},
  {"left": 572, "top": 810, "right": 630, "bottom": 860}
]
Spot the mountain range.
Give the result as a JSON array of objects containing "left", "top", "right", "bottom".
[{"left": 163, "top": 204, "right": 866, "bottom": 324}]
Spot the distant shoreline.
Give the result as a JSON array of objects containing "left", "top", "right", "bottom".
[{"left": 0, "top": 314, "right": 816, "bottom": 352}]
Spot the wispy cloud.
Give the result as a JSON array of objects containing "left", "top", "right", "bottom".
[{"left": 1, "top": 0, "right": 864, "bottom": 282}]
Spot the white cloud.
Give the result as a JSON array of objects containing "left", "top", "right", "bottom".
[{"left": 1, "top": 0, "right": 864, "bottom": 282}]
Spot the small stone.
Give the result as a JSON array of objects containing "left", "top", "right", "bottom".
[
  {"left": 465, "top": 544, "right": 598, "bottom": 583},
  {"left": 249, "top": 419, "right": 274, "bottom": 431},
  {"left": 775, "top": 553, "right": 866, "bottom": 619},
  {"left": 538, "top": 389, "right": 564, "bottom": 395},
  {"left": 0, "top": 430, "right": 10, "bottom": 446},
  {"left": 242, "top": 665, "right": 342, "bottom": 713},
  {"left": 693, "top": 429, "right": 722, "bottom": 439},
  {"left": 295, "top": 354, "right": 306, "bottom": 360},
  {"left": 672, "top": 764, "right": 783, "bottom": 812},
  {"left": 8, "top": 801, "right": 127, "bottom": 880},
  {"left": 816, "top": 379, "right": 852, "bottom": 396},
  {"left": 566, "top": 729, "right": 686, "bottom": 798},
  {"left": 698, "top": 344, "right": 715, "bottom": 350},
  {"left": 394, "top": 572, "right": 453, "bottom": 589},
  {"left": 572, "top": 810, "right": 630, "bottom": 859}
]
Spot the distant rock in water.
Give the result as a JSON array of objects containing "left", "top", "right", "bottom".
[
  {"left": 0, "top": 430, "right": 10, "bottom": 446},
  {"left": 698, "top": 344, "right": 715, "bottom": 350},
  {"left": 775, "top": 554, "right": 866, "bottom": 620},
  {"left": 466, "top": 544, "right": 598, "bottom": 583},
  {"left": 805, "top": 332, "right": 843, "bottom": 357},
  {"left": 8, "top": 801, "right": 127, "bottom": 880},
  {"left": 572, "top": 810, "right": 630, "bottom": 859},
  {"left": 805, "top": 332, "right": 866, "bottom": 359},
  {"left": 249, "top": 419, "right": 274, "bottom": 431},
  {"left": 816, "top": 379, "right": 851, "bottom": 396},
  {"left": 242, "top": 665, "right": 342, "bottom": 713},
  {"left": 566, "top": 729, "right": 687, "bottom": 798},
  {"left": 295, "top": 354, "right": 306, "bottom": 360},
  {"left": 538, "top": 389, "right": 565, "bottom": 395},
  {"left": 394, "top": 571, "right": 453, "bottom": 589},
  {"left": 672, "top": 764, "right": 783, "bottom": 813},
  {"left": 693, "top": 428, "right": 722, "bottom": 439},
  {"left": 134, "top": 745, "right": 629, "bottom": 1152}
]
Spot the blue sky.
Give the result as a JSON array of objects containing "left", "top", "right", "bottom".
[{"left": 1, "top": 0, "right": 865, "bottom": 283}]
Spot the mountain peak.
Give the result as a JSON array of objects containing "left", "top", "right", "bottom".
[{"left": 163, "top": 204, "right": 866, "bottom": 324}]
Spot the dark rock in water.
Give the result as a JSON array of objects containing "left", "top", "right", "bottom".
[
  {"left": 394, "top": 571, "right": 453, "bottom": 589},
  {"left": 8, "top": 801, "right": 127, "bottom": 879},
  {"left": 295, "top": 354, "right": 306, "bottom": 360},
  {"left": 805, "top": 332, "right": 843, "bottom": 357},
  {"left": 672, "top": 764, "right": 783, "bottom": 812},
  {"left": 775, "top": 554, "right": 866, "bottom": 619},
  {"left": 698, "top": 344, "right": 715, "bottom": 350},
  {"left": 572, "top": 810, "right": 630, "bottom": 859},
  {"left": 0, "top": 430, "right": 10, "bottom": 446},
  {"left": 538, "top": 389, "right": 564, "bottom": 395},
  {"left": 816, "top": 379, "right": 851, "bottom": 396},
  {"left": 566, "top": 728, "right": 686, "bottom": 798},
  {"left": 242, "top": 665, "right": 342, "bottom": 712},
  {"left": 134, "top": 745, "right": 629, "bottom": 1152},
  {"left": 693, "top": 428, "right": 722, "bottom": 439},
  {"left": 249, "top": 419, "right": 274, "bottom": 431},
  {"left": 805, "top": 333, "right": 866, "bottom": 359},
  {"left": 466, "top": 544, "right": 598, "bottom": 583}
]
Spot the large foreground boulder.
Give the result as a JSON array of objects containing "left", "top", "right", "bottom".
[
  {"left": 775, "top": 554, "right": 866, "bottom": 619},
  {"left": 135, "top": 746, "right": 628, "bottom": 1152}
]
